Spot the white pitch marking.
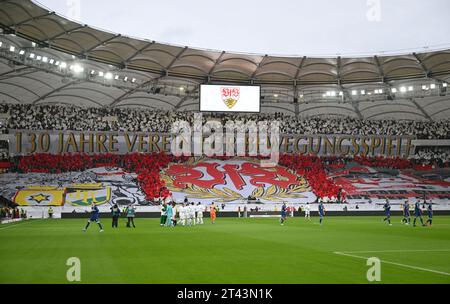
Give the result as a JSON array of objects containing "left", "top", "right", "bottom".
[
  {"left": 339, "top": 249, "right": 450, "bottom": 254},
  {"left": 334, "top": 251, "right": 450, "bottom": 277},
  {"left": 0, "top": 219, "right": 42, "bottom": 231}
]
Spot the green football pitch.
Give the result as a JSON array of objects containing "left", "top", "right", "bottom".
[{"left": 1, "top": 216, "right": 449, "bottom": 284}]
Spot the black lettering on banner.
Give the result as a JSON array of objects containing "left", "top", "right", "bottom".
[
  {"left": 27, "top": 133, "right": 36, "bottom": 154},
  {"left": 125, "top": 133, "right": 137, "bottom": 152},
  {"left": 15, "top": 132, "right": 22, "bottom": 154},
  {"left": 38, "top": 133, "right": 50, "bottom": 152}
]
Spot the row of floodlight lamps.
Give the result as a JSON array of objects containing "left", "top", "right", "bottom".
[
  {"left": 3, "top": 41, "right": 448, "bottom": 99},
  {"left": 2, "top": 41, "right": 191, "bottom": 92},
  {"left": 319, "top": 83, "right": 447, "bottom": 99},
  {"left": 1, "top": 42, "right": 139, "bottom": 83},
  {"left": 269, "top": 81, "right": 448, "bottom": 100}
]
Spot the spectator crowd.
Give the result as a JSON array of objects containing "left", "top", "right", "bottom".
[
  {"left": 0, "top": 103, "right": 449, "bottom": 166},
  {"left": 1, "top": 103, "right": 449, "bottom": 139}
]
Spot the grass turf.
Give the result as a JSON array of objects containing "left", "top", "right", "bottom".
[{"left": 0, "top": 216, "right": 449, "bottom": 284}]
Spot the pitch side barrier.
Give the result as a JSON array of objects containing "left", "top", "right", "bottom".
[{"left": 61, "top": 210, "right": 450, "bottom": 219}]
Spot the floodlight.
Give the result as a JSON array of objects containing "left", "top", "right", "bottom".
[{"left": 72, "top": 64, "right": 84, "bottom": 73}]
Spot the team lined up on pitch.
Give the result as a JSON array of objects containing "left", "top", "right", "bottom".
[
  {"left": 160, "top": 199, "right": 218, "bottom": 227},
  {"left": 80, "top": 198, "right": 434, "bottom": 232}
]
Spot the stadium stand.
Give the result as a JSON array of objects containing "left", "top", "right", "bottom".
[
  {"left": 1, "top": 103, "right": 449, "bottom": 139},
  {"left": 0, "top": 0, "right": 449, "bottom": 209}
]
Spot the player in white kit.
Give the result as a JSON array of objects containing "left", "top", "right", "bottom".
[
  {"left": 196, "top": 202, "right": 204, "bottom": 224},
  {"left": 179, "top": 204, "right": 186, "bottom": 226},
  {"left": 183, "top": 203, "right": 190, "bottom": 226},
  {"left": 304, "top": 203, "right": 311, "bottom": 220},
  {"left": 189, "top": 202, "right": 196, "bottom": 226},
  {"left": 184, "top": 203, "right": 191, "bottom": 226}
]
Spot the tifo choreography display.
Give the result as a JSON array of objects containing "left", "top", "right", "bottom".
[{"left": 0, "top": 0, "right": 450, "bottom": 285}]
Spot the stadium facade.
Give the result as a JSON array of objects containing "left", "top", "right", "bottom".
[
  {"left": 0, "top": 0, "right": 449, "bottom": 218},
  {"left": 0, "top": 0, "right": 448, "bottom": 119}
]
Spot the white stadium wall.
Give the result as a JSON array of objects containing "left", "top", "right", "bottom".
[
  {"left": 415, "top": 96, "right": 450, "bottom": 121},
  {"left": 297, "top": 103, "right": 358, "bottom": 118},
  {"left": 359, "top": 100, "right": 426, "bottom": 121}
]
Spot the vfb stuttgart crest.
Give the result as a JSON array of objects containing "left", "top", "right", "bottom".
[{"left": 221, "top": 87, "right": 240, "bottom": 109}]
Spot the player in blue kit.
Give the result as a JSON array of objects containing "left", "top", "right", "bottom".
[
  {"left": 382, "top": 199, "right": 392, "bottom": 225},
  {"left": 413, "top": 200, "right": 425, "bottom": 227},
  {"left": 280, "top": 202, "right": 287, "bottom": 225},
  {"left": 318, "top": 201, "right": 325, "bottom": 225},
  {"left": 83, "top": 202, "right": 104, "bottom": 232},
  {"left": 425, "top": 202, "right": 433, "bottom": 226},
  {"left": 401, "top": 200, "right": 411, "bottom": 225}
]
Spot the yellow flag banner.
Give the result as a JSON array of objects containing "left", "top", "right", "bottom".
[
  {"left": 13, "top": 188, "right": 65, "bottom": 206},
  {"left": 65, "top": 185, "right": 111, "bottom": 206}
]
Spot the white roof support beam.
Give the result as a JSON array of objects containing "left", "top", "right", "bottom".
[
  {"left": 31, "top": 79, "right": 82, "bottom": 104},
  {"left": 294, "top": 56, "right": 306, "bottom": 81},
  {"left": 411, "top": 98, "right": 433, "bottom": 121},
  {"left": 207, "top": 51, "right": 225, "bottom": 81},
  {"left": 109, "top": 75, "right": 165, "bottom": 107},
  {"left": 165, "top": 46, "right": 188, "bottom": 72},
  {"left": 84, "top": 34, "right": 121, "bottom": 55},
  {"left": 412, "top": 52, "right": 431, "bottom": 77},
  {"left": 46, "top": 25, "right": 87, "bottom": 44},
  {"left": 11, "top": 11, "right": 56, "bottom": 28},
  {"left": 250, "top": 54, "right": 268, "bottom": 81},
  {"left": 122, "top": 41, "right": 155, "bottom": 67}
]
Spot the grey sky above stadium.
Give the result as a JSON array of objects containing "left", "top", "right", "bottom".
[{"left": 36, "top": 0, "right": 450, "bottom": 56}]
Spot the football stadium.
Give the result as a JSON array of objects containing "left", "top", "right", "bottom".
[{"left": 0, "top": 0, "right": 450, "bottom": 286}]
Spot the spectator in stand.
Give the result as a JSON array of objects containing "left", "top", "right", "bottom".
[{"left": 2, "top": 103, "right": 449, "bottom": 139}]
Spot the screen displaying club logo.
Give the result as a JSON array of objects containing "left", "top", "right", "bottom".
[{"left": 221, "top": 87, "right": 240, "bottom": 109}]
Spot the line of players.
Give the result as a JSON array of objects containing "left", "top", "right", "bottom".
[
  {"left": 281, "top": 201, "right": 325, "bottom": 225},
  {"left": 160, "top": 200, "right": 218, "bottom": 227},
  {"left": 281, "top": 199, "right": 434, "bottom": 227},
  {"left": 81, "top": 198, "right": 434, "bottom": 232},
  {"left": 383, "top": 199, "right": 433, "bottom": 227},
  {"left": 81, "top": 200, "right": 217, "bottom": 232}
]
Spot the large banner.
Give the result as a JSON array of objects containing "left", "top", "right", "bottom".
[
  {"left": 1, "top": 159, "right": 449, "bottom": 209},
  {"left": 8, "top": 130, "right": 415, "bottom": 158},
  {"left": 161, "top": 158, "right": 316, "bottom": 204},
  {"left": 65, "top": 184, "right": 111, "bottom": 206},
  {"left": 329, "top": 164, "right": 450, "bottom": 200},
  {"left": 13, "top": 186, "right": 65, "bottom": 206},
  {"left": 1, "top": 167, "right": 146, "bottom": 207}
]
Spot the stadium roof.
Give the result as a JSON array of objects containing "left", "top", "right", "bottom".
[
  {"left": 0, "top": 0, "right": 449, "bottom": 121},
  {"left": 1, "top": 0, "right": 450, "bottom": 86}
]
